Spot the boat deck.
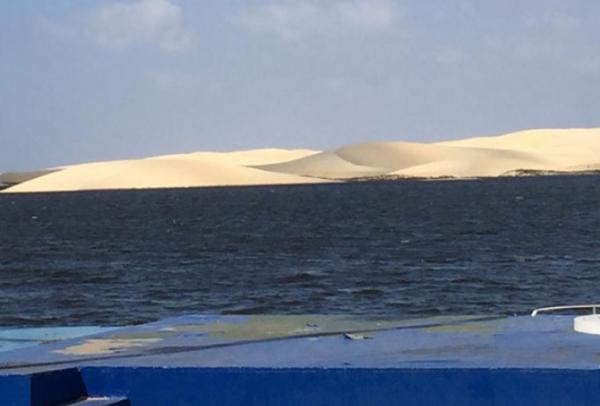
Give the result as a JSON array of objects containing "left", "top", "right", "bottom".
[{"left": 0, "top": 314, "right": 598, "bottom": 405}]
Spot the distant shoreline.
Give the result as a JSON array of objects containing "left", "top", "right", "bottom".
[
  {"left": 2, "top": 128, "right": 600, "bottom": 194},
  {"left": 346, "top": 169, "right": 600, "bottom": 182}
]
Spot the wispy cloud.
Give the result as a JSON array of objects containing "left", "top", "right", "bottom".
[
  {"left": 523, "top": 10, "right": 580, "bottom": 33},
  {"left": 237, "top": 0, "right": 399, "bottom": 40},
  {"left": 91, "top": 0, "right": 195, "bottom": 53},
  {"left": 335, "top": 0, "right": 397, "bottom": 31}
]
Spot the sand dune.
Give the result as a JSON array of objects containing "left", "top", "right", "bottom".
[
  {"left": 0, "top": 169, "right": 59, "bottom": 186},
  {"left": 3, "top": 158, "right": 327, "bottom": 193},
  {"left": 255, "top": 150, "right": 389, "bottom": 179},
  {"left": 3, "top": 129, "right": 599, "bottom": 193},
  {"left": 389, "top": 145, "right": 553, "bottom": 178},
  {"left": 438, "top": 129, "right": 600, "bottom": 170},
  {"left": 256, "top": 142, "right": 467, "bottom": 179},
  {"left": 439, "top": 128, "right": 600, "bottom": 152},
  {"left": 257, "top": 141, "right": 552, "bottom": 179},
  {"left": 147, "top": 148, "right": 318, "bottom": 166}
]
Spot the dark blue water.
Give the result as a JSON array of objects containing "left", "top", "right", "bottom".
[{"left": 1, "top": 176, "right": 599, "bottom": 326}]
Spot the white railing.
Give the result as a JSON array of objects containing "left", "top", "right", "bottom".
[{"left": 531, "top": 304, "right": 600, "bottom": 317}]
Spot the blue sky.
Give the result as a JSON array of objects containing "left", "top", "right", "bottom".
[{"left": 1, "top": 0, "right": 600, "bottom": 170}]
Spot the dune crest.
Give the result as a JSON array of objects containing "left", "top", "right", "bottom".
[
  {"left": 146, "top": 148, "right": 319, "bottom": 166},
  {"left": 3, "top": 129, "right": 600, "bottom": 193},
  {"left": 438, "top": 129, "right": 600, "bottom": 170}
]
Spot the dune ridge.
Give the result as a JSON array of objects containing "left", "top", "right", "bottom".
[
  {"left": 3, "top": 129, "right": 600, "bottom": 193},
  {"left": 145, "top": 148, "right": 318, "bottom": 166}
]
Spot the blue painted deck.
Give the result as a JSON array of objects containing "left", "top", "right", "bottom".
[{"left": 0, "top": 314, "right": 599, "bottom": 405}]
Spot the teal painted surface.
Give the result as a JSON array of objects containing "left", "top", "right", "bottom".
[{"left": 0, "top": 327, "right": 114, "bottom": 353}]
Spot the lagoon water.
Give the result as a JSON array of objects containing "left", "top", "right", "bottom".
[{"left": 1, "top": 176, "right": 599, "bottom": 326}]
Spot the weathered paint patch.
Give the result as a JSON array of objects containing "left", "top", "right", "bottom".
[
  {"left": 424, "top": 320, "right": 497, "bottom": 334},
  {"left": 108, "top": 330, "right": 176, "bottom": 340},
  {"left": 54, "top": 338, "right": 162, "bottom": 355},
  {"left": 0, "top": 326, "right": 114, "bottom": 353}
]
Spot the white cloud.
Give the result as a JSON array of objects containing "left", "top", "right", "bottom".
[
  {"left": 335, "top": 0, "right": 396, "bottom": 31},
  {"left": 237, "top": 0, "right": 399, "bottom": 40},
  {"left": 524, "top": 10, "right": 580, "bottom": 33},
  {"left": 91, "top": 0, "right": 194, "bottom": 53},
  {"left": 573, "top": 55, "right": 600, "bottom": 74},
  {"left": 237, "top": 3, "right": 322, "bottom": 41}
]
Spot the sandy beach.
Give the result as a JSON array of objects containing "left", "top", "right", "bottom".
[{"left": 3, "top": 128, "right": 599, "bottom": 193}]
